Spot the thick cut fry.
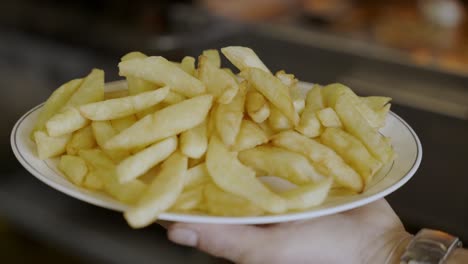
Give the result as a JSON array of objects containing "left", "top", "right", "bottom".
[
  {"left": 104, "top": 90, "right": 129, "bottom": 100},
  {"left": 268, "top": 106, "right": 292, "bottom": 131},
  {"left": 184, "top": 163, "right": 210, "bottom": 190},
  {"left": 317, "top": 107, "right": 342, "bottom": 128},
  {"left": 361, "top": 96, "right": 392, "bottom": 110},
  {"left": 239, "top": 146, "right": 324, "bottom": 184},
  {"left": 221, "top": 46, "right": 270, "bottom": 73},
  {"left": 79, "top": 149, "right": 147, "bottom": 204},
  {"left": 35, "top": 131, "right": 71, "bottom": 159},
  {"left": 198, "top": 55, "right": 239, "bottom": 104},
  {"left": 232, "top": 120, "right": 268, "bottom": 151},
  {"left": 322, "top": 83, "right": 381, "bottom": 129},
  {"left": 206, "top": 136, "right": 286, "bottom": 213},
  {"left": 121, "top": 52, "right": 159, "bottom": 95},
  {"left": 296, "top": 85, "right": 323, "bottom": 137},
  {"left": 119, "top": 56, "right": 205, "bottom": 97},
  {"left": 162, "top": 91, "right": 186, "bottom": 105},
  {"left": 105, "top": 94, "right": 213, "bottom": 150},
  {"left": 116, "top": 136, "right": 178, "bottom": 183},
  {"left": 83, "top": 170, "right": 104, "bottom": 190},
  {"left": 125, "top": 152, "right": 188, "bottom": 228},
  {"left": 180, "top": 56, "right": 196, "bottom": 76},
  {"left": 335, "top": 94, "right": 394, "bottom": 163},
  {"left": 215, "top": 86, "right": 245, "bottom": 146},
  {"left": 66, "top": 126, "right": 96, "bottom": 155},
  {"left": 204, "top": 183, "right": 263, "bottom": 216},
  {"left": 31, "top": 78, "right": 82, "bottom": 139},
  {"left": 58, "top": 155, "right": 88, "bottom": 185},
  {"left": 65, "top": 69, "right": 104, "bottom": 107},
  {"left": 91, "top": 121, "right": 130, "bottom": 162},
  {"left": 275, "top": 70, "right": 298, "bottom": 87},
  {"left": 180, "top": 120, "right": 207, "bottom": 159},
  {"left": 246, "top": 91, "right": 270, "bottom": 123},
  {"left": 111, "top": 115, "right": 137, "bottom": 133},
  {"left": 276, "top": 70, "right": 304, "bottom": 115},
  {"left": 374, "top": 104, "right": 391, "bottom": 128},
  {"left": 243, "top": 68, "right": 299, "bottom": 125},
  {"left": 202, "top": 49, "right": 221, "bottom": 68},
  {"left": 272, "top": 131, "right": 363, "bottom": 192},
  {"left": 80, "top": 87, "right": 169, "bottom": 120},
  {"left": 206, "top": 104, "right": 218, "bottom": 138},
  {"left": 281, "top": 178, "right": 332, "bottom": 210},
  {"left": 171, "top": 185, "right": 205, "bottom": 211},
  {"left": 321, "top": 128, "right": 382, "bottom": 187},
  {"left": 46, "top": 107, "right": 89, "bottom": 136},
  {"left": 258, "top": 121, "right": 275, "bottom": 138}
]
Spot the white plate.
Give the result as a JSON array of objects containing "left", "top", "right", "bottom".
[{"left": 11, "top": 81, "right": 422, "bottom": 224}]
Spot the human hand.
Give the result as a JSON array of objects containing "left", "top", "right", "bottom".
[{"left": 167, "top": 199, "right": 411, "bottom": 264}]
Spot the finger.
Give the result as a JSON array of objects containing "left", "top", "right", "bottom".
[{"left": 168, "top": 223, "right": 264, "bottom": 262}]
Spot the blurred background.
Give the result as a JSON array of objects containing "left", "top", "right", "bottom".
[{"left": 1, "top": 0, "right": 467, "bottom": 263}]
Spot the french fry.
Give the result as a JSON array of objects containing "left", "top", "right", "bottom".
[
  {"left": 104, "top": 90, "right": 129, "bottom": 100},
  {"left": 232, "top": 119, "right": 268, "bottom": 152},
  {"left": 83, "top": 170, "right": 104, "bottom": 190},
  {"left": 91, "top": 121, "right": 130, "bottom": 162},
  {"left": 58, "top": 155, "right": 88, "bottom": 185},
  {"left": 246, "top": 90, "right": 270, "bottom": 123},
  {"left": 121, "top": 52, "right": 159, "bottom": 95},
  {"left": 79, "top": 149, "right": 147, "bottom": 204},
  {"left": 316, "top": 108, "right": 342, "bottom": 128},
  {"left": 275, "top": 70, "right": 298, "bottom": 87},
  {"left": 46, "top": 107, "right": 89, "bottom": 136},
  {"left": 206, "top": 135, "right": 286, "bottom": 213},
  {"left": 374, "top": 104, "right": 391, "bottom": 128},
  {"left": 119, "top": 56, "right": 205, "bottom": 97},
  {"left": 111, "top": 115, "right": 137, "bottom": 133},
  {"left": 162, "top": 91, "right": 186, "bottom": 105},
  {"left": 180, "top": 120, "right": 208, "bottom": 159},
  {"left": 171, "top": 185, "right": 205, "bottom": 211},
  {"left": 66, "top": 125, "right": 96, "bottom": 155},
  {"left": 272, "top": 131, "right": 363, "bottom": 192},
  {"left": 65, "top": 69, "right": 104, "bottom": 107},
  {"left": 80, "top": 87, "right": 169, "bottom": 120},
  {"left": 257, "top": 121, "right": 275, "bottom": 138},
  {"left": 334, "top": 94, "right": 394, "bottom": 163},
  {"left": 276, "top": 70, "right": 304, "bottom": 115},
  {"left": 221, "top": 46, "right": 270, "bottom": 73},
  {"left": 361, "top": 96, "right": 392, "bottom": 110},
  {"left": 295, "top": 85, "right": 323, "bottom": 137},
  {"left": 31, "top": 78, "right": 82, "bottom": 139},
  {"left": 215, "top": 85, "right": 245, "bottom": 146},
  {"left": 198, "top": 55, "right": 239, "bottom": 104},
  {"left": 321, "top": 128, "right": 382, "bottom": 188},
  {"left": 202, "top": 49, "right": 221, "bottom": 68},
  {"left": 268, "top": 106, "right": 292, "bottom": 131},
  {"left": 34, "top": 131, "right": 71, "bottom": 160},
  {"left": 124, "top": 152, "right": 188, "bottom": 228},
  {"left": 184, "top": 163, "right": 210, "bottom": 190},
  {"left": 281, "top": 178, "right": 332, "bottom": 210},
  {"left": 204, "top": 183, "right": 264, "bottom": 216},
  {"left": 105, "top": 94, "right": 213, "bottom": 150},
  {"left": 322, "top": 83, "right": 381, "bottom": 129},
  {"left": 239, "top": 146, "right": 324, "bottom": 184},
  {"left": 116, "top": 136, "right": 178, "bottom": 183},
  {"left": 243, "top": 68, "right": 299, "bottom": 125},
  {"left": 180, "top": 56, "right": 196, "bottom": 76}
]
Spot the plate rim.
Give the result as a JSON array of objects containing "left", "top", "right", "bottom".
[{"left": 11, "top": 81, "right": 422, "bottom": 224}]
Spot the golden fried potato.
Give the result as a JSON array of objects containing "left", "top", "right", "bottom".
[
  {"left": 105, "top": 94, "right": 213, "bottom": 150},
  {"left": 110, "top": 115, "right": 137, "bottom": 133},
  {"left": 295, "top": 85, "right": 323, "bottom": 137},
  {"left": 46, "top": 107, "right": 89, "bottom": 137},
  {"left": 82, "top": 170, "right": 104, "bottom": 190},
  {"left": 239, "top": 146, "right": 324, "bottom": 184},
  {"left": 232, "top": 119, "right": 268, "bottom": 152},
  {"left": 245, "top": 90, "right": 270, "bottom": 123},
  {"left": 125, "top": 152, "right": 188, "bottom": 228},
  {"left": 321, "top": 128, "right": 382, "bottom": 188},
  {"left": 268, "top": 106, "right": 292, "bottom": 131},
  {"left": 91, "top": 121, "right": 130, "bottom": 162},
  {"left": 361, "top": 96, "right": 392, "bottom": 110},
  {"left": 180, "top": 120, "right": 208, "bottom": 159},
  {"left": 80, "top": 87, "right": 169, "bottom": 120},
  {"left": 221, "top": 46, "right": 270, "bottom": 73},
  {"left": 202, "top": 49, "right": 221, "bottom": 68},
  {"left": 116, "top": 136, "right": 178, "bottom": 183},
  {"left": 58, "top": 155, "right": 88, "bottom": 185},
  {"left": 162, "top": 91, "right": 186, "bottom": 105},
  {"left": 171, "top": 185, "right": 205, "bottom": 211},
  {"left": 316, "top": 107, "right": 342, "bottom": 128},
  {"left": 65, "top": 69, "right": 104, "bottom": 107},
  {"left": 34, "top": 131, "right": 71, "bottom": 159},
  {"left": 184, "top": 162, "right": 210, "bottom": 190},
  {"left": 243, "top": 68, "right": 299, "bottom": 125},
  {"left": 119, "top": 56, "right": 205, "bottom": 97},
  {"left": 206, "top": 135, "right": 286, "bottom": 213},
  {"left": 204, "top": 183, "right": 264, "bottom": 216},
  {"left": 215, "top": 85, "right": 245, "bottom": 146},
  {"left": 66, "top": 125, "right": 96, "bottom": 155},
  {"left": 198, "top": 55, "right": 239, "bottom": 104},
  {"left": 272, "top": 131, "right": 363, "bottom": 192},
  {"left": 104, "top": 90, "right": 129, "bottom": 100},
  {"left": 180, "top": 56, "right": 196, "bottom": 76},
  {"left": 281, "top": 178, "right": 332, "bottom": 210},
  {"left": 121, "top": 52, "right": 159, "bottom": 95}
]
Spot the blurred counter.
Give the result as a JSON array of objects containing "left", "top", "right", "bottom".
[{"left": 1, "top": 7, "right": 468, "bottom": 263}]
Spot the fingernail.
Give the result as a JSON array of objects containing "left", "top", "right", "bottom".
[{"left": 168, "top": 228, "right": 198, "bottom": 247}]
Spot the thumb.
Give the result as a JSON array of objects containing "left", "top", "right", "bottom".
[{"left": 168, "top": 223, "right": 264, "bottom": 262}]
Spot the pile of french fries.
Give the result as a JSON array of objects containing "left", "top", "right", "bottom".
[{"left": 31, "top": 46, "right": 394, "bottom": 228}]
